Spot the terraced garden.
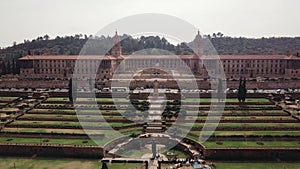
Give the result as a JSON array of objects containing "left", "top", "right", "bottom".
[
  {"left": 0, "top": 95, "right": 143, "bottom": 148},
  {"left": 0, "top": 92, "right": 300, "bottom": 163},
  {"left": 170, "top": 96, "right": 300, "bottom": 149}
]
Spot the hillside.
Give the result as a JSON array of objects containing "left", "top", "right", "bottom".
[{"left": 1, "top": 34, "right": 300, "bottom": 75}]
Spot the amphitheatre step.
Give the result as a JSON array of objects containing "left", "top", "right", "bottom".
[
  {"left": 146, "top": 124, "right": 163, "bottom": 133},
  {"left": 147, "top": 123, "right": 162, "bottom": 127},
  {"left": 146, "top": 129, "right": 162, "bottom": 133}
]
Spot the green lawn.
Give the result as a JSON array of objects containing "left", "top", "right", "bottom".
[
  {"left": 9, "top": 120, "right": 134, "bottom": 128},
  {"left": 29, "top": 109, "right": 75, "bottom": 114},
  {"left": 1, "top": 157, "right": 299, "bottom": 169},
  {"left": 100, "top": 163, "right": 145, "bottom": 169},
  {"left": 0, "top": 136, "right": 97, "bottom": 146},
  {"left": 162, "top": 162, "right": 300, "bottom": 169},
  {"left": 0, "top": 135, "right": 123, "bottom": 146},
  {"left": 46, "top": 97, "right": 129, "bottom": 102},
  {"left": 190, "top": 130, "right": 300, "bottom": 136},
  {"left": 46, "top": 97, "right": 69, "bottom": 101},
  {"left": 216, "top": 162, "right": 300, "bottom": 169},
  {"left": 0, "top": 157, "right": 146, "bottom": 169},
  {"left": 196, "top": 110, "right": 285, "bottom": 115},
  {"left": 0, "top": 97, "right": 19, "bottom": 101},
  {"left": 182, "top": 123, "right": 300, "bottom": 129},
  {"left": 201, "top": 140, "right": 300, "bottom": 148},
  {"left": 162, "top": 149, "right": 189, "bottom": 158},
  {"left": 185, "top": 98, "right": 270, "bottom": 103},
  {"left": 0, "top": 102, "right": 7, "bottom": 106},
  {"left": 2, "top": 127, "right": 87, "bottom": 134},
  {"left": 196, "top": 116, "right": 293, "bottom": 121},
  {"left": 21, "top": 113, "right": 123, "bottom": 119},
  {"left": 28, "top": 109, "right": 121, "bottom": 115},
  {"left": 0, "top": 157, "right": 100, "bottom": 169}
]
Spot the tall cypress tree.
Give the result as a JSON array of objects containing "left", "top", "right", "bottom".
[
  {"left": 101, "top": 162, "right": 108, "bottom": 169},
  {"left": 217, "top": 78, "right": 224, "bottom": 101},
  {"left": 68, "top": 78, "right": 77, "bottom": 103},
  {"left": 241, "top": 78, "right": 247, "bottom": 102},
  {"left": 68, "top": 78, "right": 73, "bottom": 103},
  {"left": 237, "top": 78, "right": 243, "bottom": 102},
  {"left": 237, "top": 77, "right": 247, "bottom": 103}
]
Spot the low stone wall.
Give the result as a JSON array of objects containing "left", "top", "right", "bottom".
[
  {"left": 0, "top": 132, "right": 104, "bottom": 139},
  {"left": 204, "top": 148, "right": 300, "bottom": 161},
  {"left": 1, "top": 79, "right": 300, "bottom": 89},
  {"left": 0, "top": 143, "right": 104, "bottom": 158},
  {"left": 187, "top": 133, "right": 300, "bottom": 141}
]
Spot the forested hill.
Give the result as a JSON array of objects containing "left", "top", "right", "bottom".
[
  {"left": 1, "top": 34, "right": 300, "bottom": 74},
  {"left": 1, "top": 34, "right": 300, "bottom": 58}
]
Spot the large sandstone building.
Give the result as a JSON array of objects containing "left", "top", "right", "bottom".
[{"left": 19, "top": 32, "right": 300, "bottom": 86}]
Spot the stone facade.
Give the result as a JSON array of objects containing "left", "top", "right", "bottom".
[{"left": 18, "top": 32, "right": 300, "bottom": 84}]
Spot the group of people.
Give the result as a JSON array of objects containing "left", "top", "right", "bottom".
[{"left": 164, "top": 159, "right": 216, "bottom": 169}]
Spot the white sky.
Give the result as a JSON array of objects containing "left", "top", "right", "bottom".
[{"left": 0, "top": 0, "right": 299, "bottom": 47}]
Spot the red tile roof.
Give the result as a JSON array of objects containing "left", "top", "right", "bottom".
[
  {"left": 18, "top": 55, "right": 114, "bottom": 60},
  {"left": 216, "top": 55, "right": 300, "bottom": 60},
  {"left": 19, "top": 55, "right": 300, "bottom": 61}
]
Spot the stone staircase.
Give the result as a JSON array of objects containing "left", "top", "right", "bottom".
[
  {"left": 146, "top": 121, "right": 162, "bottom": 133},
  {"left": 146, "top": 92, "right": 165, "bottom": 134}
]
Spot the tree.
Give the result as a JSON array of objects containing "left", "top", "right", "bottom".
[
  {"left": 89, "top": 77, "right": 93, "bottom": 91},
  {"left": 217, "top": 78, "right": 224, "bottom": 101},
  {"left": 43, "top": 35, "right": 50, "bottom": 40},
  {"left": 242, "top": 78, "right": 247, "bottom": 102},
  {"left": 167, "top": 111, "right": 173, "bottom": 120},
  {"left": 12, "top": 59, "right": 16, "bottom": 75},
  {"left": 237, "top": 77, "right": 247, "bottom": 103},
  {"left": 101, "top": 162, "right": 108, "bottom": 169},
  {"left": 217, "top": 32, "right": 224, "bottom": 38},
  {"left": 1, "top": 60, "right": 6, "bottom": 75},
  {"left": 68, "top": 78, "right": 73, "bottom": 103},
  {"left": 6, "top": 60, "right": 11, "bottom": 74},
  {"left": 212, "top": 33, "right": 217, "bottom": 38},
  {"left": 68, "top": 78, "right": 77, "bottom": 103},
  {"left": 162, "top": 111, "right": 168, "bottom": 119}
]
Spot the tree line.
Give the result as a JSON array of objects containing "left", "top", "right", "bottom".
[{"left": 1, "top": 33, "right": 300, "bottom": 75}]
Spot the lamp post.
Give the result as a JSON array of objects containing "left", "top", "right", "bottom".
[{"left": 151, "top": 138, "right": 156, "bottom": 159}]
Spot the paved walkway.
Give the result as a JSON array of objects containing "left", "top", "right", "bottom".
[{"left": 146, "top": 94, "right": 165, "bottom": 133}]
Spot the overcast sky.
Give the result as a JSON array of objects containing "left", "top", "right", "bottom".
[{"left": 0, "top": 0, "right": 299, "bottom": 47}]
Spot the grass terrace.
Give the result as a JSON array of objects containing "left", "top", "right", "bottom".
[
  {"left": 184, "top": 98, "right": 270, "bottom": 103},
  {"left": 162, "top": 162, "right": 300, "bottom": 169},
  {"left": 0, "top": 136, "right": 98, "bottom": 146},
  {"left": 0, "top": 157, "right": 101, "bottom": 169},
  {"left": 189, "top": 130, "right": 300, "bottom": 137},
  {"left": 1, "top": 93, "right": 300, "bottom": 160},
  {"left": 0, "top": 97, "right": 19, "bottom": 102},
  {"left": 45, "top": 97, "right": 129, "bottom": 102},
  {"left": 2, "top": 127, "right": 87, "bottom": 134},
  {"left": 201, "top": 140, "right": 300, "bottom": 148},
  {"left": 7, "top": 120, "right": 135, "bottom": 128},
  {"left": 180, "top": 122, "right": 300, "bottom": 130}
]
